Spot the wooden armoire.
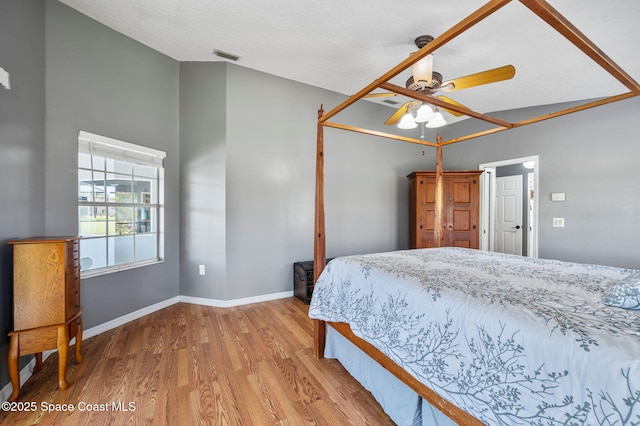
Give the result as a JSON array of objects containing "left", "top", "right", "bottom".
[{"left": 408, "top": 170, "right": 483, "bottom": 249}]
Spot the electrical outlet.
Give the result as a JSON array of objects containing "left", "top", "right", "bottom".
[
  {"left": 0, "top": 66, "right": 10, "bottom": 90},
  {"left": 199, "top": 264, "right": 205, "bottom": 275}
]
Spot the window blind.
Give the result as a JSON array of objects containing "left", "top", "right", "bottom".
[{"left": 78, "top": 131, "right": 165, "bottom": 168}]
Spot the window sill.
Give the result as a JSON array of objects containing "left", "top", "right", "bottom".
[{"left": 81, "top": 258, "right": 164, "bottom": 279}]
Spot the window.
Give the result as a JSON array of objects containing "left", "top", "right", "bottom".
[{"left": 78, "top": 131, "right": 165, "bottom": 276}]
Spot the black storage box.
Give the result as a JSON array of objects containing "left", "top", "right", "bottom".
[{"left": 293, "top": 259, "right": 333, "bottom": 304}]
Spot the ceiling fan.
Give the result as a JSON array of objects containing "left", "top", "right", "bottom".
[{"left": 368, "top": 35, "right": 516, "bottom": 128}]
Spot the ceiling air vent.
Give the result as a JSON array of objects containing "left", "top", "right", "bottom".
[
  {"left": 213, "top": 49, "right": 240, "bottom": 61},
  {"left": 383, "top": 99, "right": 400, "bottom": 105}
]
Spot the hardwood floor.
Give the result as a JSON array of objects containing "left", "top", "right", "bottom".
[{"left": 0, "top": 298, "right": 394, "bottom": 425}]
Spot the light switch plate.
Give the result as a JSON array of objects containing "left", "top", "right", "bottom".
[
  {"left": 553, "top": 217, "right": 565, "bottom": 227},
  {"left": 551, "top": 192, "right": 566, "bottom": 201}
]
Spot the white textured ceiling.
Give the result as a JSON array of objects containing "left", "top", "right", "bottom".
[{"left": 58, "top": 0, "right": 639, "bottom": 120}]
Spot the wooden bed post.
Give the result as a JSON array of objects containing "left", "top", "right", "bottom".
[
  {"left": 434, "top": 136, "right": 444, "bottom": 247},
  {"left": 314, "top": 105, "right": 327, "bottom": 359}
]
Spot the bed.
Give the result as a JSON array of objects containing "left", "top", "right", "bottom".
[
  {"left": 309, "top": 247, "right": 640, "bottom": 425},
  {"left": 310, "top": 0, "right": 639, "bottom": 424}
]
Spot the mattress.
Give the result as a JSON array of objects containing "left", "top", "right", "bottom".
[{"left": 309, "top": 247, "right": 640, "bottom": 425}]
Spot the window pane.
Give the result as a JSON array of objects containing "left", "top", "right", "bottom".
[
  {"left": 78, "top": 152, "right": 92, "bottom": 169},
  {"left": 114, "top": 206, "right": 134, "bottom": 235},
  {"left": 92, "top": 155, "right": 105, "bottom": 171},
  {"left": 109, "top": 235, "right": 134, "bottom": 265},
  {"left": 133, "top": 177, "right": 152, "bottom": 203},
  {"left": 106, "top": 173, "right": 132, "bottom": 203},
  {"left": 106, "top": 158, "right": 132, "bottom": 175},
  {"left": 93, "top": 171, "right": 106, "bottom": 202},
  {"left": 140, "top": 184, "right": 157, "bottom": 204},
  {"left": 147, "top": 208, "right": 158, "bottom": 234},
  {"left": 136, "top": 207, "right": 152, "bottom": 233},
  {"left": 80, "top": 238, "right": 106, "bottom": 271},
  {"left": 79, "top": 206, "right": 107, "bottom": 237},
  {"left": 135, "top": 234, "right": 157, "bottom": 261},
  {"left": 78, "top": 169, "right": 94, "bottom": 201},
  {"left": 79, "top": 170, "right": 106, "bottom": 202},
  {"left": 107, "top": 207, "right": 117, "bottom": 236},
  {"left": 134, "top": 164, "right": 156, "bottom": 178}
]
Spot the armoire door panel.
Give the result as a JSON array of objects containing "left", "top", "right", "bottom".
[
  {"left": 418, "top": 209, "right": 435, "bottom": 247},
  {"left": 424, "top": 209, "right": 436, "bottom": 231},
  {"left": 452, "top": 210, "right": 472, "bottom": 231},
  {"left": 450, "top": 181, "right": 472, "bottom": 203},
  {"left": 423, "top": 181, "right": 437, "bottom": 204},
  {"left": 453, "top": 240, "right": 472, "bottom": 248}
]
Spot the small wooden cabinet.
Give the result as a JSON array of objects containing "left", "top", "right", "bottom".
[
  {"left": 408, "top": 171, "right": 483, "bottom": 249},
  {"left": 7, "top": 236, "right": 84, "bottom": 401}
]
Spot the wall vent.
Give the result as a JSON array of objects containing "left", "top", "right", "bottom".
[{"left": 213, "top": 49, "right": 240, "bottom": 61}]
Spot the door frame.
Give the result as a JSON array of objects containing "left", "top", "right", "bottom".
[{"left": 479, "top": 155, "right": 539, "bottom": 258}]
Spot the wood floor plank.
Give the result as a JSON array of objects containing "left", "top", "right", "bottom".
[{"left": 0, "top": 298, "right": 395, "bottom": 425}]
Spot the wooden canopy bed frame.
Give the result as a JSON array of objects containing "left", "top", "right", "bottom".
[{"left": 312, "top": 0, "right": 640, "bottom": 424}]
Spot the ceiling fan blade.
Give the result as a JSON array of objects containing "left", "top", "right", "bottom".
[
  {"left": 441, "top": 65, "right": 515, "bottom": 92},
  {"left": 436, "top": 96, "right": 468, "bottom": 117},
  {"left": 364, "top": 92, "right": 397, "bottom": 98},
  {"left": 384, "top": 101, "right": 417, "bottom": 125}
]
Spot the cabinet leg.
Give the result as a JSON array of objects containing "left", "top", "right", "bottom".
[
  {"left": 57, "top": 325, "right": 69, "bottom": 391},
  {"left": 34, "top": 352, "right": 43, "bottom": 372},
  {"left": 75, "top": 316, "right": 84, "bottom": 363},
  {"left": 8, "top": 335, "right": 20, "bottom": 402}
]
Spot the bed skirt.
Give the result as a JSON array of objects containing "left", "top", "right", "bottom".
[{"left": 325, "top": 326, "right": 456, "bottom": 426}]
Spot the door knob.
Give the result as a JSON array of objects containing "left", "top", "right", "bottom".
[{"left": 513, "top": 225, "right": 521, "bottom": 229}]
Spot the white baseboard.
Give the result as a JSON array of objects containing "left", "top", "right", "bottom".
[
  {"left": 1, "top": 290, "right": 293, "bottom": 402},
  {"left": 179, "top": 290, "right": 293, "bottom": 308},
  {"left": 0, "top": 354, "right": 51, "bottom": 402},
  {"left": 82, "top": 296, "right": 181, "bottom": 340}
]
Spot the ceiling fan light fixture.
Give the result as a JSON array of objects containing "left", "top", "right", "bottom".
[
  {"left": 425, "top": 112, "right": 447, "bottom": 128},
  {"left": 411, "top": 53, "right": 433, "bottom": 87},
  {"left": 414, "top": 104, "right": 435, "bottom": 123},
  {"left": 397, "top": 113, "right": 418, "bottom": 129}
]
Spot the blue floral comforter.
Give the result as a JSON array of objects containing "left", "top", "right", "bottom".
[{"left": 308, "top": 247, "right": 640, "bottom": 425}]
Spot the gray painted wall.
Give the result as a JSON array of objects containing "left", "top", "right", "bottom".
[
  {"left": 179, "top": 62, "right": 435, "bottom": 300},
  {"left": 441, "top": 97, "right": 640, "bottom": 269},
  {"left": 43, "top": 1, "right": 181, "bottom": 328},
  {"left": 0, "top": 0, "right": 181, "bottom": 392},
  {"left": 0, "top": 0, "right": 46, "bottom": 391},
  {"left": 179, "top": 62, "right": 227, "bottom": 299},
  {"left": 224, "top": 65, "right": 435, "bottom": 300}
]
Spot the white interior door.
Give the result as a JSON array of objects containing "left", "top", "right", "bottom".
[
  {"left": 527, "top": 172, "right": 534, "bottom": 257},
  {"left": 495, "top": 175, "right": 523, "bottom": 255},
  {"left": 480, "top": 155, "right": 538, "bottom": 258}
]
